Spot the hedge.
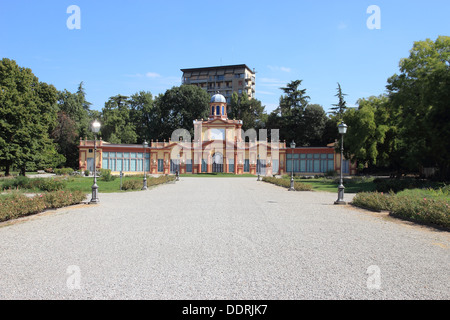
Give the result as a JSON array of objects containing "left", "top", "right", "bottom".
[
  {"left": 262, "top": 176, "right": 313, "bottom": 191},
  {"left": 0, "top": 190, "right": 87, "bottom": 223},
  {"left": 1, "top": 176, "right": 67, "bottom": 192},
  {"left": 351, "top": 191, "right": 450, "bottom": 229},
  {"left": 122, "top": 175, "right": 176, "bottom": 190}
]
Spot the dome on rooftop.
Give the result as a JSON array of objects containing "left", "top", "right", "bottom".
[{"left": 211, "top": 93, "right": 226, "bottom": 103}]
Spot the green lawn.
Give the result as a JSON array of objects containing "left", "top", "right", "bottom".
[
  {"left": 64, "top": 175, "right": 153, "bottom": 193},
  {"left": 291, "top": 177, "right": 377, "bottom": 193}
]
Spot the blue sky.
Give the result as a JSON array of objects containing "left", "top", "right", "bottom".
[{"left": 1, "top": 0, "right": 449, "bottom": 113}]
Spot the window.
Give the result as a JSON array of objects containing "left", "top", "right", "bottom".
[
  {"left": 216, "top": 105, "right": 220, "bottom": 115},
  {"left": 186, "top": 159, "right": 192, "bottom": 173},
  {"left": 272, "top": 160, "right": 279, "bottom": 174},
  {"left": 244, "top": 159, "right": 250, "bottom": 172},
  {"left": 228, "top": 159, "right": 234, "bottom": 173}
]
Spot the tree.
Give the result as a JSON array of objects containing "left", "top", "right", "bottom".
[
  {"left": 51, "top": 111, "right": 79, "bottom": 168},
  {"left": 386, "top": 36, "right": 450, "bottom": 178},
  {"left": 101, "top": 94, "right": 137, "bottom": 144},
  {"left": 129, "top": 91, "right": 157, "bottom": 144},
  {"left": 55, "top": 82, "right": 94, "bottom": 168},
  {"left": 277, "top": 80, "right": 311, "bottom": 144},
  {"left": 229, "top": 92, "right": 267, "bottom": 131},
  {"left": 0, "top": 58, "right": 64, "bottom": 175},
  {"left": 302, "top": 104, "right": 327, "bottom": 146},
  {"left": 342, "top": 96, "right": 388, "bottom": 167},
  {"left": 329, "top": 83, "right": 347, "bottom": 121},
  {"left": 155, "top": 85, "right": 210, "bottom": 139}
]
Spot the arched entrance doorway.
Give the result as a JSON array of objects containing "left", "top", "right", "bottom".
[{"left": 212, "top": 152, "right": 223, "bottom": 173}]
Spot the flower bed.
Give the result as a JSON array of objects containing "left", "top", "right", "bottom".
[
  {"left": 351, "top": 190, "right": 450, "bottom": 229},
  {"left": 0, "top": 190, "right": 87, "bottom": 223},
  {"left": 262, "top": 176, "right": 313, "bottom": 191},
  {"left": 122, "top": 175, "right": 176, "bottom": 190}
]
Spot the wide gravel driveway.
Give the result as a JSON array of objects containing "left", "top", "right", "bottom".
[{"left": 0, "top": 177, "right": 448, "bottom": 299}]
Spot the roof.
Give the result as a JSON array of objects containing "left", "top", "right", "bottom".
[
  {"left": 210, "top": 93, "right": 226, "bottom": 103},
  {"left": 180, "top": 64, "right": 254, "bottom": 73}
]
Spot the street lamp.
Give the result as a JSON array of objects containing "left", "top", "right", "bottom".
[
  {"left": 289, "top": 141, "right": 295, "bottom": 191},
  {"left": 89, "top": 119, "right": 101, "bottom": 204},
  {"left": 257, "top": 154, "right": 261, "bottom": 181},
  {"left": 176, "top": 154, "right": 180, "bottom": 181},
  {"left": 335, "top": 122, "right": 348, "bottom": 205},
  {"left": 142, "top": 140, "right": 148, "bottom": 190}
]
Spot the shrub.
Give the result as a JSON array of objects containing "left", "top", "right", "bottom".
[
  {"left": 1, "top": 176, "right": 30, "bottom": 190},
  {"left": 351, "top": 190, "right": 450, "bottom": 229},
  {"left": 121, "top": 175, "right": 176, "bottom": 190},
  {"left": 54, "top": 168, "right": 74, "bottom": 176},
  {"left": 373, "top": 178, "right": 438, "bottom": 193},
  {"left": 99, "top": 169, "right": 115, "bottom": 181},
  {"left": 262, "top": 176, "right": 313, "bottom": 191},
  {"left": 389, "top": 195, "right": 450, "bottom": 229},
  {"left": 1, "top": 176, "right": 66, "bottom": 192},
  {"left": 122, "top": 180, "right": 142, "bottom": 190},
  {"left": 325, "top": 169, "right": 338, "bottom": 177},
  {"left": 43, "top": 190, "right": 87, "bottom": 209},
  {"left": 32, "top": 178, "right": 67, "bottom": 192},
  {"left": 84, "top": 170, "right": 90, "bottom": 177},
  {"left": 0, "top": 190, "right": 87, "bottom": 223},
  {"left": 351, "top": 191, "right": 392, "bottom": 212}
]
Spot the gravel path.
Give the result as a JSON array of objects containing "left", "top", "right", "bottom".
[{"left": 0, "top": 177, "right": 448, "bottom": 300}]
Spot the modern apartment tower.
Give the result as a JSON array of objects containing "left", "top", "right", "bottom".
[{"left": 181, "top": 64, "right": 256, "bottom": 104}]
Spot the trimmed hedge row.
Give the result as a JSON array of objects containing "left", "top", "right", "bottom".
[
  {"left": 373, "top": 178, "right": 441, "bottom": 193},
  {"left": 351, "top": 191, "right": 450, "bottom": 229},
  {"left": 262, "top": 176, "right": 313, "bottom": 191},
  {"left": 0, "top": 190, "right": 87, "bottom": 223},
  {"left": 1, "top": 176, "right": 66, "bottom": 192},
  {"left": 122, "top": 175, "right": 176, "bottom": 190}
]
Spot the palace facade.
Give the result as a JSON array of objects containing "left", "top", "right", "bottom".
[{"left": 78, "top": 94, "right": 356, "bottom": 176}]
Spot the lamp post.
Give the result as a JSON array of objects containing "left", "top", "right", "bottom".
[
  {"left": 289, "top": 141, "right": 295, "bottom": 191},
  {"left": 89, "top": 119, "right": 101, "bottom": 204},
  {"left": 142, "top": 140, "right": 148, "bottom": 190},
  {"left": 176, "top": 154, "right": 180, "bottom": 181},
  {"left": 257, "top": 154, "right": 261, "bottom": 181},
  {"left": 335, "top": 122, "right": 348, "bottom": 205}
]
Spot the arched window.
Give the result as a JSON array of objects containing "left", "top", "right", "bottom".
[
  {"left": 222, "top": 106, "right": 224, "bottom": 115},
  {"left": 211, "top": 106, "right": 215, "bottom": 115},
  {"left": 216, "top": 105, "right": 220, "bottom": 115}
]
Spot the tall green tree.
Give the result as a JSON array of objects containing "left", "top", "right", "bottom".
[
  {"left": 0, "top": 58, "right": 64, "bottom": 175},
  {"left": 302, "top": 104, "right": 328, "bottom": 146},
  {"left": 266, "top": 80, "right": 311, "bottom": 145},
  {"left": 155, "top": 85, "right": 210, "bottom": 139},
  {"left": 229, "top": 92, "right": 267, "bottom": 131},
  {"left": 329, "top": 82, "right": 347, "bottom": 121},
  {"left": 54, "top": 82, "right": 93, "bottom": 168},
  {"left": 101, "top": 94, "right": 137, "bottom": 144},
  {"left": 129, "top": 91, "right": 157, "bottom": 144},
  {"left": 343, "top": 95, "right": 396, "bottom": 169},
  {"left": 386, "top": 35, "right": 450, "bottom": 178}
]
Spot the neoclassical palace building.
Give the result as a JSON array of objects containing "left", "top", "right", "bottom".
[{"left": 78, "top": 94, "right": 356, "bottom": 176}]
